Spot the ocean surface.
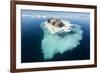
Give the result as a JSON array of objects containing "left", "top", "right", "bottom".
[{"left": 21, "top": 10, "right": 90, "bottom": 63}]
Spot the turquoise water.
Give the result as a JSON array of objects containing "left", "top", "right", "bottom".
[{"left": 40, "top": 22, "right": 83, "bottom": 60}]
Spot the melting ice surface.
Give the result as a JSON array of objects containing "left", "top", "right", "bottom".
[{"left": 40, "top": 20, "right": 83, "bottom": 60}]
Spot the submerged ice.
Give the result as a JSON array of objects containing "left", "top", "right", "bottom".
[{"left": 40, "top": 19, "right": 83, "bottom": 60}]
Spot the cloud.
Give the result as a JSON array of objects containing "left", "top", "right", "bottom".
[{"left": 21, "top": 14, "right": 31, "bottom": 17}]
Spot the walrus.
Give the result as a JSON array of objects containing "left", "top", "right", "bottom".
[{"left": 47, "top": 18, "right": 65, "bottom": 28}]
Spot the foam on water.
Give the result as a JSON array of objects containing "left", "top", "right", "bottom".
[{"left": 40, "top": 20, "right": 83, "bottom": 60}]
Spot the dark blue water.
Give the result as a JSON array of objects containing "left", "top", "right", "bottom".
[{"left": 21, "top": 10, "right": 90, "bottom": 63}]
